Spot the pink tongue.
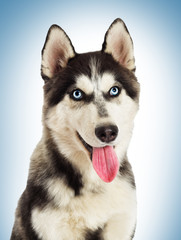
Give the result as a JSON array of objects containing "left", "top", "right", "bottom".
[{"left": 92, "top": 146, "right": 119, "bottom": 183}]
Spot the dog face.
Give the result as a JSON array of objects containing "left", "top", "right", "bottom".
[{"left": 41, "top": 19, "right": 140, "bottom": 169}]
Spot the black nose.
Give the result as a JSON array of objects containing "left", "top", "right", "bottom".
[{"left": 95, "top": 125, "right": 118, "bottom": 143}]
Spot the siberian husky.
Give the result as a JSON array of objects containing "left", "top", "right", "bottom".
[{"left": 11, "top": 18, "right": 140, "bottom": 240}]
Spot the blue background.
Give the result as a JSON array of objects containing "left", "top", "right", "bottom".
[{"left": 1, "top": 0, "right": 181, "bottom": 239}]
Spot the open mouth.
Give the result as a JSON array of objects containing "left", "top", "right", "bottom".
[
  {"left": 77, "top": 132, "right": 93, "bottom": 154},
  {"left": 76, "top": 132, "right": 119, "bottom": 183}
]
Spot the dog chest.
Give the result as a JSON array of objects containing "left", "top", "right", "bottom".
[{"left": 31, "top": 177, "right": 136, "bottom": 240}]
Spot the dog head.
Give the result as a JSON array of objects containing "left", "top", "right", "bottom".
[{"left": 41, "top": 19, "right": 140, "bottom": 182}]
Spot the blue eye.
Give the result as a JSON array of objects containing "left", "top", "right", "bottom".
[
  {"left": 72, "top": 89, "right": 83, "bottom": 100},
  {"left": 109, "top": 86, "right": 120, "bottom": 97}
]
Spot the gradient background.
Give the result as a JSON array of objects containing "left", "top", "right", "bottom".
[{"left": 1, "top": 0, "right": 181, "bottom": 239}]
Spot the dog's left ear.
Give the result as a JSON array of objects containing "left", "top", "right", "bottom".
[
  {"left": 102, "top": 18, "right": 135, "bottom": 72},
  {"left": 41, "top": 25, "right": 76, "bottom": 80}
]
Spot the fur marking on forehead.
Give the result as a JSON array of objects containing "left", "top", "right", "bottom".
[
  {"left": 89, "top": 57, "right": 117, "bottom": 92},
  {"left": 88, "top": 58, "right": 109, "bottom": 117},
  {"left": 89, "top": 57, "right": 101, "bottom": 82}
]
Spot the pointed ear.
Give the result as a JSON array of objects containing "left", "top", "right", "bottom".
[
  {"left": 41, "top": 24, "right": 76, "bottom": 80},
  {"left": 102, "top": 19, "right": 135, "bottom": 71}
]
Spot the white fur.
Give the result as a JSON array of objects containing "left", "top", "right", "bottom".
[
  {"left": 36, "top": 65, "right": 138, "bottom": 239},
  {"left": 12, "top": 19, "right": 139, "bottom": 240},
  {"left": 45, "top": 68, "right": 138, "bottom": 164},
  {"left": 32, "top": 177, "right": 136, "bottom": 240}
]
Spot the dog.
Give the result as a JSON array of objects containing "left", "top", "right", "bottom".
[{"left": 11, "top": 18, "right": 140, "bottom": 240}]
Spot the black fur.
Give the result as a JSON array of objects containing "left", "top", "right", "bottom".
[
  {"left": 119, "top": 157, "right": 136, "bottom": 188},
  {"left": 45, "top": 136, "right": 83, "bottom": 196},
  {"left": 10, "top": 183, "right": 48, "bottom": 240},
  {"left": 85, "top": 227, "right": 103, "bottom": 240},
  {"left": 11, "top": 133, "right": 84, "bottom": 239},
  {"left": 20, "top": 184, "right": 47, "bottom": 240},
  {"left": 11, "top": 19, "right": 138, "bottom": 239},
  {"left": 44, "top": 52, "right": 139, "bottom": 107},
  {"left": 69, "top": 90, "right": 94, "bottom": 103}
]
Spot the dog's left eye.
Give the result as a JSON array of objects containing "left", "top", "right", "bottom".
[
  {"left": 71, "top": 89, "right": 84, "bottom": 100},
  {"left": 109, "top": 86, "right": 120, "bottom": 97}
]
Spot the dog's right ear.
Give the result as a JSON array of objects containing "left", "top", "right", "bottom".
[{"left": 41, "top": 25, "right": 76, "bottom": 81}]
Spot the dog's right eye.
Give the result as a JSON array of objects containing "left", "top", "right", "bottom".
[{"left": 71, "top": 89, "right": 84, "bottom": 101}]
